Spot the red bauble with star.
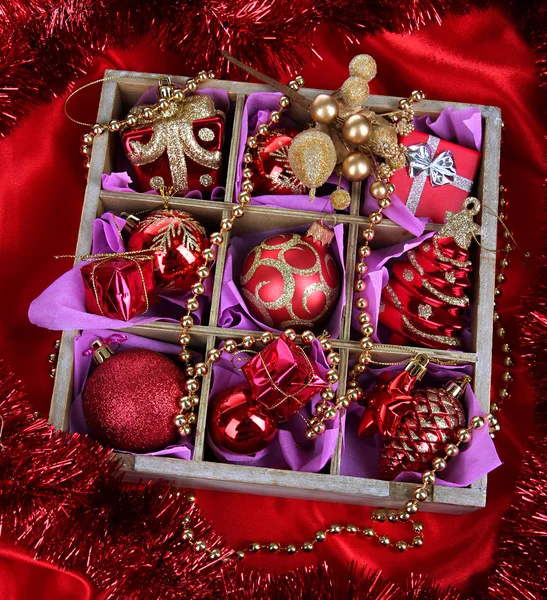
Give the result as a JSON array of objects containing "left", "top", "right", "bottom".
[
  {"left": 240, "top": 222, "right": 341, "bottom": 331},
  {"left": 127, "top": 208, "right": 210, "bottom": 294}
]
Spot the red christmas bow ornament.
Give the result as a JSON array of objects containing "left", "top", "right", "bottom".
[{"left": 358, "top": 354, "right": 429, "bottom": 437}]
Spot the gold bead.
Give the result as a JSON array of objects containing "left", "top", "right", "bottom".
[
  {"left": 195, "top": 362, "right": 208, "bottom": 376},
  {"left": 236, "top": 550, "right": 245, "bottom": 560},
  {"left": 503, "top": 356, "right": 513, "bottom": 368},
  {"left": 242, "top": 179, "right": 254, "bottom": 192},
  {"left": 249, "top": 542, "right": 261, "bottom": 553},
  {"left": 179, "top": 333, "right": 191, "bottom": 345},
  {"left": 342, "top": 152, "right": 372, "bottom": 182},
  {"left": 302, "top": 541, "right": 314, "bottom": 552},
  {"left": 499, "top": 388, "right": 510, "bottom": 400},
  {"left": 175, "top": 414, "right": 187, "bottom": 427},
  {"left": 289, "top": 80, "right": 299, "bottom": 90},
  {"left": 209, "top": 548, "right": 222, "bottom": 560},
  {"left": 386, "top": 183, "right": 395, "bottom": 194},
  {"left": 458, "top": 428, "right": 472, "bottom": 443},
  {"left": 295, "top": 75, "right": 305, "bottom": 87},
  {"left": 327, "top": 352, "right": 340, "bottom": 366},
  {"left": 242, "top": 335, "right": 255, "bottom": 348},
  {"left": 398, "top": 510, "right": 410, "bottom": 522},
  {"left": 354, "top": 280, "right": 365, "bottom": 293},
  {"left": 355, "top": 297, "right": 367, "bottom": 310},
  {"left": 388, "top": 511, "right": 398, "bottom": 523},
  {"left": 232, "top": 205, "right": 244, "bottom": 218},
  {"left": 258, "top": 123, "right": 269, "bottom": 135},
  {"left": 210, "top": 232, "right": 223, "bottom": 245},
  {"left": 361, "top": 324, "right": 374, "bottom": 337},
  {"left": 197, "top": 266, "right": 210, "bottom": 279},
  {"left": 362, "top": 228, "right": 374, "bottom": 241},
  {"left": 369, "top": 211, "right": 383, "bottom": 225},
  {"left": 286, "top": 544, "right": 297, "bottom": 554},
  {"left": 92, "top": 123, "right": 105, "bottom": 135},
  {"left": 224, "top": 339, "right": 238, "bottom": 353},
  {"left": 191, "top": 283, "right": 205, "bottom": 296},
  {"left": 186, "top": 79, "right": 198, "bottom": 92},
  {"left": 363, "top": 527, "right": 375, "bottom": 537},
  {"left": 356, "top": 261, "right": 368, "bottom": 276},
  {"left": 337, "top": 396, "right": 350, "bottom": 409},
  {"left": 208, "top": 349, "right": 221, "bottom": 362},
  {"left": 284, "top": 328, "right": 297, "bottom": 341},
  {"left": 414, "top": 488, "right": 428, "bottom": 501},
  {"left": 261, "top": 331, "right": 274, "bottom": 344},
  {"left": 143, "top": 108, "right": 154, "bottom": 120},
  {"left": 490, "top": 403, "right": 499, "bottom": 413},
  {"left": 502, "top": 343, "right": 511, "bottom": 354},
  {"left": 186, "top": 297, "right": 199, "bottom": 312},
  {"left": 321, "top": 339, "right": 332, "bottom": 351},
  {"left": 180, "top": 424, "right": 192, "bottom": 437},
  {"left": 369, "top": 180, "right": 388, "bottom": 199},
  {"left": 173, "top": 89, "right": 184, "bottom": 100},
  {"left": 445, "top": 443, "right": 459, "bottom": 457},
  {"left": 433, "top": 457, "right": 446, "bottom": 471},
  {"left": 82, "top": 133, "right": 94, "bottom": 144},
  {"left": 360, "top": 338, "right": 373, "bottom": 351},
  {"left": 314, "top": 530, "right": 327, "bottom": 542},
  {"left": 182, "top": 529, "right": 194, "bottom": 541},
  {"left": 346, "top": 523, "right": 358, "bottom": 534},
  {"left": 422, "top": 471, "right": 436, "bottom": 485},
  {"left": 413, "top": 535, "right": 424, "bottom": 547},
  {"left": 220, "top": 218, "right": 233, "bottom": 231},
  {"left": 194, "top": 540, "right": 207, "bottom": 552},
  {"left": 301, "top": 330, "right": 315, "bottom": 344},
  {"left": 413, "top": 522, "right": 424, "bottom": 533},
  {"left": 330, "top": 524, "right": 342, "bottom": 534},
  {"left": 239, "top": 191, "right": 251, "bottom": 204},
  {"left": 80, "top": 144, "right": 91, "bottom": 155},
  {"left": 378, "top": 535, "right": 390, "bottom": 546},
  {"left": 488, "top": 415, "right": 499, "bottom": 427},
  {"left": 179, "top": 350, "right": 192, "bottom": 363},
  {"left": 502, "top": 371, "right": 512, "bottom": 382},
  {"left": 379, "top": 197, "right": 391, "bottom": 209},
  {"left": 398, "top": 99, "right": 410, "bottom": 110},
  {"left": 268, "top": 542, "right": 280, "bottom": 552},
  {"left": 186, "top": 366, "right": 195, "bottom": 378},
  {"left": 181, "top": 315, "right": 194, "bottom": 328},
  {"left": 188, "top": 413, "right": 197, "bottom": 425},
  {"left": 207, "top": 70, "right": 215, "bottom": 79},
  {"left": 243, "top": 152, "right": 254, "bottom": 164},
  {"left": 270, "top": 111, "right": 281, "bottom": 123},
  {"left": 321, "top": 388, "right": 335, "bottom": 401},
  {"left": 374, "top": 510, "right": 386, "bottom": 522},
  {"left": 202, "top": 248, "right": 215, "bottom": 262},
  {"left": 309, "top": 93, "right": 339, "bottom": 124},
  {"left": 186, "top": 378, "right": 199, "bottom": 393},
  {"left": 358, "top": 311, "right": 371, "bottom": 325},
  {"left": 359, "top": 245, "right": 371, "bottom": 258},
  {"left": 342, "top": 113, "right": 372, "bottom": 145},
  {"left": 279, "top": 96, "right": 290, "bottom": 108},
  {"left": 358, "top": 353, "right": 371, "bottom": 366},
  {"left": 497, "top": 327, "right": 505, "bottom": 337},
  {"left": 158, "top": 98, "right": 170, "bottom": 110},
  {"left": 471, "top": 416, "right": 486, "bottom": 430},
  {"left": 396, "top": 541, "right": 408, "bottom": 552},
  {"left": 247, "top": 137, "right": 258, "bottom": 148}
]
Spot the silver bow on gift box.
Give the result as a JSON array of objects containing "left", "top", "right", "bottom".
[{"left": 405, "top": 135, "right": 473, "bottom": 214}]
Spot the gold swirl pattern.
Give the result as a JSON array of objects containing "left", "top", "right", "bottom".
[{"left": 240, "top": 234, "right": 340, "bottom": 329}]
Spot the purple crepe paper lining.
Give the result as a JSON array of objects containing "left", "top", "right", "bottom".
[
  {"left": 349, "top": 231, "right": 472, "bottom": 350},
  {"left": 102, "top": 87, "right": 230, "bottom": 200},
  {"left": 218, "top": 223, "right": 346, "bottom": 338},
  {"left": 207, "top": 339, "right": 340, "bottom": 471},
  {"left": 362, "top": 106, "right": 483, "bottom": 234},
  {"left": 28, "top": 211, "right": 213, "bottom": 331},
  {"left": 70, "top": 329, "right": 194, "bottom": 459},
  {"left": 341, "top": 362, "right": 501, "bottom": 486},
  {"left": 235, "top": 92, "right": 349, "bottom": 214}
]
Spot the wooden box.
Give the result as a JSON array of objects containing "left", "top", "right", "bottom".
[{"left": 49, "top": 69, "right": 502, "bottom": 514}]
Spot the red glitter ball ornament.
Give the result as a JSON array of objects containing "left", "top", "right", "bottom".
[
  {"left": 240, "top": 222, "right": 340, "bottom": 331},
  {"left": 82, "top": 342, "right": 186, "bottom": 452},
  {"left": 127, "top": 208, "right": 209, "bottom": 293},
  {"left": 209, "top": 387, "right": 277, "bottom": 454}
]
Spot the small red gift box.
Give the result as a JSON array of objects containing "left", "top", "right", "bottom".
[
  {"left": 122, "top": 101, "right": 224, "bottom": 196},
  {"left": 241, "top": 334, "right": 328, "bottom": 422},
  {"left": 81, "top": 257, "right": 159, "bottom": 321},
  {"left": 390, "top": 131, "right": 481, "bottom": 224}
]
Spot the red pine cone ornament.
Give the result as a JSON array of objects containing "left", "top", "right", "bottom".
[
  {"left": 127, "top": 208, "right": 210, "bottom": 293},
  {"left": 240, "top": 222, "right": 340, "bottom": 330},
  {"left": 82, "top": 340, "right": 186, "bottom": 453},
  {"left": 358, "top": 355, "right": 468, "bottom": 479},
  {"left": 379, "top": 198, "right": 481, "bottom": 349}
]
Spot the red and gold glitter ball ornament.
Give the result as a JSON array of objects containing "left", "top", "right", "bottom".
[
  {"left": 209, "top": 387, "right": 277, "bottom": 454},
  {"left": 82, "top": 340, "right": 186, "bottom": 453},
  {"left": 127, "top": 208, "right": 209, "bottom": 293},
  {"left": 250, "top": 129, "right": 307, "bottom": 195},
  {"left": 240, "top": 222, "right": 340, "bottom": 331},
  {"left": 357, "top": 355, "right": 468, "bottom": 479}
]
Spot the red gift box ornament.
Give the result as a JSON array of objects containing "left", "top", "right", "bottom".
[
  {"left": 241, "top": 333, "right": 328, "bottom": 422},
  {"left": 122, "top": 84, "right": 224, "bottom": 195},
  {"left": 81, "top": 256, "right": 159, "bottom": 321},
  {"left": 391, "top": 131, "right": 481, "bottom": 224}
]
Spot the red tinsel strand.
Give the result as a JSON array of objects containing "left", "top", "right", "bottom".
[
  {"left": 483, "top": 436, "right": 547, "bottom": 599},
  {"left": 345, "top": 563, "right": 400, "bottom": 600}
]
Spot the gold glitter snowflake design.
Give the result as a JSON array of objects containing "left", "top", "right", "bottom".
[
  {"left": 143, "top": 211, "right": 206, "bottom": 253},
  {"left": 267, "top": 143, "right": 308, "bottom": 194}
]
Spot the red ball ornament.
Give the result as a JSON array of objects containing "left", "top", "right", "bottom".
[
  {"left": 250, "top": 129, "right": 307, "bottom": 195},
  {"left": 127, "top": 208, "right": 209, "bottom": 293},
  {"left": 209, "top": 387, "right": 277, "bottom": 455},
  {"left": 82, "top": 341, "right": 186, "bottom": 453},
  {"left": 240, "top": 222, "right": 340, "bottom": 331}
]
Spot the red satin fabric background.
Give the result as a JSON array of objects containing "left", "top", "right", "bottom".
[{"left": 0, "top": 7, "right": 543, "bottom": 598}]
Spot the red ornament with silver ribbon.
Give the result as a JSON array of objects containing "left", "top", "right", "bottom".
[
  {"left": 240, "top": 222, "right": 340, "bottom": 331},
  {"left": 391, "top": 131, "right": 481, "bottom": 223}
]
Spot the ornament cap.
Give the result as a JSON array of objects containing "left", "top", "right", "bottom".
[
  {"left": 121, "top": 212, "right": 142, "bottom": 234},
  {"left": 157, "top": 76, "right": 174, "bottom": 99},
  {"left": 444, "top": 375, "right": 471, "bottom": 399},
  {"left": 305, "top": 221, "right": 335, "bottom": 246},
  {"left": 90, "top": 339, "right": 115, "bottom": 365},
  {"left": 405, "top": 353, "right": 429, "bottom": 380}
]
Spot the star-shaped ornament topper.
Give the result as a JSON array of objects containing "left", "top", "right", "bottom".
[{"left": 437, "top": 197, "right": 481, "bottom": 250}]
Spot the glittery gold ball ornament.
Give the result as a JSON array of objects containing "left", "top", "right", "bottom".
[
  {"left": 309, "top": 94, "right": 339, "bottom": 125},
  {"left": 288, "top": 130, "right": 337, "bottom": 199},
  {"left": 330, "top": 189, "right": 351, "bottom": 210},
  {"left": 342, "top": 113, "right": 372, "bottom": 145},
  {"left": 369, "top": 124, "right": 399, "bottom": 158},
  {"left": 349, "top": 54, "right": 377, "bottom": 82},
  {"left": 341, "top": 77, "right": 369, "bottom": 108},
  {"left": 342, "top": 152, "right": 372, "bottom": 182}
]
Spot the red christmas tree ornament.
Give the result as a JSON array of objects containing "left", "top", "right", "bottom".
[
  {"left": 127, "top": 208, "right": 210, "bottom": 293},
  {"left": 209, "top": 387, "right": 277, "bottom": 454},
  {"left": 378, "top": 378, "right": 469, "bottom": 480},
  {"left": 249, "top": 129, "right": 307, "bottom": 195},
  {"left": 122, "top": 81, "right": 224, "bottom": 196},
  {"left": 240, "top": 222, "right": 340, "bottom": 330},
  {"left": 379, "top": 198, "right": 481, "bottom": 349},
  {"left": 242, "top": 333, "right": 328, "bottom": 422},
  {"left": 80, "top": 256, "right": 159, "bottom": 321},
  {"left": 82, "top": 340, "right": 186, "bottom": 453}
]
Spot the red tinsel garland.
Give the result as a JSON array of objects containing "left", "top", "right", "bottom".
[{"left": 0, "top": 0, "right": 545, "bottom": 139}]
